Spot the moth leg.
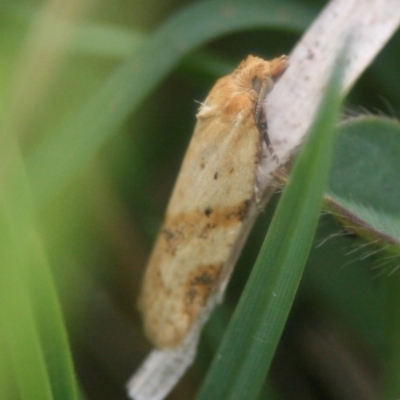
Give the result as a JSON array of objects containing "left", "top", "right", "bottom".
[
  {"left": 257, "top": 106, "right": 280, "bottom": 165},
  {"left": 254, "top": 181, "right": 262, "bottom": 206},
  {"left": 253, "top": 104, "right": 279, "bottom": 210},
  {"left": 253, "top": 139, "right": 269, "bottom": 210}
]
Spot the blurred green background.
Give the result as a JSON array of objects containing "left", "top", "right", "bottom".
[{"left": 1, "top": 0, "right": 400, "bottom": 399}]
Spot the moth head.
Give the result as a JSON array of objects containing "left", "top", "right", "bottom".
[
  {"left": 235, "top": 55, "right": 289, "bottom": 99},
  {"left": 254, "top": 55, "right": 289, "bottom": 93}
]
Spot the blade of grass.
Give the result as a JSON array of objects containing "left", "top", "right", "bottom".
[
  {"left": 2, "top": 1, "right": 146, "bottom": 58},
  {"left": 0, "top": 122, "right": 80, "bottom": 399},
  {"left": 26, "top": 0, "right": 316, "bottom": 205},
  {"left": 195, "top": 55, "right": 343, "bottom": 400},
  {"left": 0, "top": 223, "right": 53, "bottom": 400}
]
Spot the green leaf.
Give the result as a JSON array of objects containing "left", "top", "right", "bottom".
[
  {"left": 196, "top": 60, "right": 342, "bottom": 400},
  {"left": 384, "top": 273, "right": 400, "bottom": 399},
  {"left": 26, "top": 0, "right": 316, "bottom": 205},
  {"left": 327, "top": 116, "right": 400, "bottom": 253},
  {"left": 326, "top": 115, "right": 400, "bottom": 399}
]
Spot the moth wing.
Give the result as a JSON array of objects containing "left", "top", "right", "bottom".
[{"left": 139, "top": 102, "right": 261, "bottom": 348}]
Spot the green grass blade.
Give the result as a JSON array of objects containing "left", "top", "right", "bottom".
[
  {"left": 0, "top": 234, "right": 53, "bottom": 400},
  {"left": 1, "top": 1, "right": 146, "bottom": 58},
  {"left": 0, "top": 127, "right": 80, "bottom": 399},
  {"left": 195, "top": 60, "right": 342, "bottom": 400},
  {"left": 26, "top": 0, "right": 316, "bottom": 205}
]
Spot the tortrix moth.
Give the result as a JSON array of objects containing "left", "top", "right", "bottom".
[{"left": 140, "top": 54, "right": 288, "bottom": 347}]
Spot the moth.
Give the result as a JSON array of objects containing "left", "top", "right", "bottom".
[{"left": 128, "top": 54, "right": 289, "bottom": 400}]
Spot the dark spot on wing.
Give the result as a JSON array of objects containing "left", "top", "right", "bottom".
[{"left": 204, "top": 207, "right": 213, "bottom": 217}]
